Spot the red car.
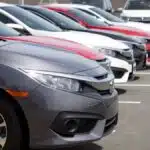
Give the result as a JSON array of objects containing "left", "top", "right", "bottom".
[
  {"left": 42, "top": 5, "right": 150, "bottom": 60},
  {"left": 42, "top": 5, "right": 150, "bottom": 37}
]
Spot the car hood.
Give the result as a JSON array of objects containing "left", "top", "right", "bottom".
[
  {"left": 29, "top": 29, "right": 129, "bottom": 50},
  {"left": 121, "top": 10, "right": 150, "bottom": 17},
  {"left": 2, "top": 36, "right": 105, "bottom": 60},
  {"left": 0, "top": 41, "right": 105, "bottom": 75},
  {"left": 115, "top": 21, "right": 150, "bottom": 33},
  {"left": 86, "top": 29, "right": 144, "bottom": 44},
  {"left": 107, "top": 24, "right": 150, "bottom": 37},
  {"left": 48, "top": 31, "right": 129, "bottom": 51}
]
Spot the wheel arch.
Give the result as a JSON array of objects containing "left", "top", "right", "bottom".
[{"left": 0, "top": 88, "right": 30, "bottom": 148}]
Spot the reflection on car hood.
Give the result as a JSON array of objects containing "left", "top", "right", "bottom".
[
  {"left": 28, "top": 29, "right": 129, "bottom": 50},
  {"left": 49, "top": 30, "right": 129, "bottom": 50},
  {"left": 0, "top": 41, "right": 107, "bottom": 75},
  {"left": 2, "top": 35, "right": 105, "bottom": 60}
]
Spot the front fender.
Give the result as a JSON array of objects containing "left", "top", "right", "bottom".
[{"left": 0, "top": 65, "right": 38, "bottom": 95}]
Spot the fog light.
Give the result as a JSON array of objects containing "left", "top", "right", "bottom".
[{"left": 64, "top": 119, "right": 79, "bottom": 133}]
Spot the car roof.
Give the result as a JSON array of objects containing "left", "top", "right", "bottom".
[
  {"left": 18, "top": 4, "right": 40, "bottom": 9},
  {"left": 44, "top": 4, "right": 72, "bottom": 11},
  {"left": 49, "top": 4, "right": 94, "bottom": 9},
  {"left": 0, "top": 2, "right": 14, "bottom": 7}
]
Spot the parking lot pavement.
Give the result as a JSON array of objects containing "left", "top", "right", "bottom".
[{"left": 32, "top": 70, "right": 150, "bottom": 150}]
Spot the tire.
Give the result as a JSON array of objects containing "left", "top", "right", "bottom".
[{"left": 0, "top": 97, "right": 24, "bottom": 150}]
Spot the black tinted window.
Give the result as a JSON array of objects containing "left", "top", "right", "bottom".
[
  {"left": 68, "top": 8, "right": 108, "bottom": 26},
  {"left": 125, "top": 0, "right": 150, "bottom": 10},
  {"left": 0, "top": 13, "right": 15, "bottom": 24},
  {"left": 25, "top": 7, "right": 86, "bottom": 30},
  {"left": 1, "top": 6, "right": 62, "bottom": 32},
  {"left": 0, "top": 22, "right": 20, "bottom": 36}
]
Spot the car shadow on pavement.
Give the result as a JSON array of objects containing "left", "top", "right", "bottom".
[
  {"left": 133, "top": 76, "right": 140, "bottom": 81},
  {"left": 31, "top": 143, "right": 103, "bottom": 150},
  {"left": 116, "top": 88, "right": 126, "bottom": 95}
]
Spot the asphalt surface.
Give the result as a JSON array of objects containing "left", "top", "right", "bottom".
[{"left": 32, "top": 68, "right": 150, "bottom": 150}]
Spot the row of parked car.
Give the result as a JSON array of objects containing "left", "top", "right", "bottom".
[{"left": 0, "top": 2, "right": 149, "bottom": 150}]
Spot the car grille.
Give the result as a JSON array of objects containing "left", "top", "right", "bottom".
[
  {"left": 94, "top": 73, "right": 108, "bottom": 80},
  {"left": 112, "top": 69, "right": 125, "bottom": 79},
  {"left": 80, "top": 79, "right": 114, "bottom": 98},
  {"left": 116, "top": 49, "right": 134, "bottom": 62},
  {"left": 129, "top": 17, "right": 150, "bottom": 23},
  {"left": 129, "top": 17, "right": 142, "bottom": 22}
]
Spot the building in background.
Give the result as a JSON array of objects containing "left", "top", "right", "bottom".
[
  {"left": 0, "top": 0, "right": 126, "bottom": 9},
  {"left": 112, "top": 0, "right": 126, "bottom": 9}
]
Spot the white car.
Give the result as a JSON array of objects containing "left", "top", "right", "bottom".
[
  {"left": 65, "top": 4, "right": 150, "bottom": 33},
  {"left": 0, "top": 3, "right": 135, "bottom": 83},
  {"left": 119, "top": 0, "right": 150, "bottom": 25}
]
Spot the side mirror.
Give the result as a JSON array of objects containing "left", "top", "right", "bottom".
[
  {"left": 106, "top": 9, "right": 113, "bottom": 13},
  {"left": 6, "top": 23, "right": 24, "bottom": 30},
  {"left": 97, "top": 17, "right": 106, "bottom": 22},
  {"left": 116, "top": 7, "right": 123, "bottom": 13},
  {"left": 6, "top": 23, "right": 31, "bottom": 35}
]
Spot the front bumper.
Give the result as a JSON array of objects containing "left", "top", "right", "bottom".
[
  {"left": 132, "top": 46, "right": 147, "bottom": 70},
  {"left": 18, "top": 84, "right": 118, "bottom": 149},
  {"left": 106, "top": 56, "right": 135, "bottom": 83},
  {"left": 145, "top": 43, "right": 150, "bottom": 65}
]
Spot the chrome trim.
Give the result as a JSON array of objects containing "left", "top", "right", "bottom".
[{"left": 19, "top": 68, "right": 114, "bottom": 83}]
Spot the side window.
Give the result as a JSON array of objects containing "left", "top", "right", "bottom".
[
  {"left": 59, "top": 12, "right": 78, "bottom": 22},
  {"left": 0, "top": 13, "right": 15, "bottom": 24},
  {"left": 78, "top": 9, "right": 96, "bottom": 17},
  {"left": 30, "top": 10, "right": 55, "bottom": 24}
]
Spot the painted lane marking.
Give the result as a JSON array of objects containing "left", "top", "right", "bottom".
[
  {"left": 116, "top": 84, "right": 150, "bottom": 87},
  {"left": 119, "top": 101, "right": 141, "bottom": 104},
  {"left": 135, "top": 72, "right": 150, "bottom": 75}
]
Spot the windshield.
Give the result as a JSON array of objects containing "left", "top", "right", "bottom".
[
  {"left": 32, "top": 7, "right": 86, "bottom": 30},
  {"left": 1, "top": 6, "right": 62, "bottom": 32},
  {"left": 125, "top": 0, "right": 150, "bottom": 10},
  {"left": 0, "top": 21, "right": 20, "bottom": 36},
  {"left": 90, "top": 7, "right": 124, "bottom": 22},
  {"left": 69, "top": 8, "right": 108, "bottom": 26}
]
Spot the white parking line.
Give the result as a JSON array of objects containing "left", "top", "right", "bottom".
[
  {"left": 135, "top": 72, "right": 150, "bottom": 75},
  {"left": 119, "top": 101, "right": 141, "bottom": 104},
  {"left": 115, "top": 84, "right": 150, "bottom": 87}
]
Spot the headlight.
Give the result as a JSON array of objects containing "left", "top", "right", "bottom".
[
  {"left": 21, "top": 70, "right": 81, "bottom": 92},
  {"left": 99, "top": 48, "right": 116, "bottom": 57}
]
